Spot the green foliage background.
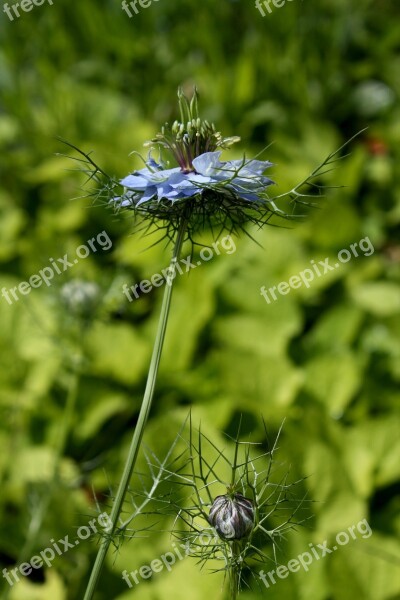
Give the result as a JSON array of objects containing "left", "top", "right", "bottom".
[{"left": 0, "top": 0, "right": 400, "bottom": 598}]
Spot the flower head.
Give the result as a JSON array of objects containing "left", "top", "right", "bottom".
[
  {"left": 61, "top": 88, "right": 357, "bottom": 243},
  {"left": 114, "top": 151, "right": 274, "bottom": 209},
  {"left": 107, "top": 89, "right": 283, "bottom": 240},
  {"left": 162, "top": 418, "right": 311, "bottom": 597},
  {"left": 209, "top": 493, "right": 255, "bottom": 541}
]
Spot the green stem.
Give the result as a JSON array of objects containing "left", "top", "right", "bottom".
[
  {"left": 226, "top": 541, "right": 241, "bottom": 600},
  {"left": 83, "top": 217, "right": 188, "bottom": 600},
  {"left": 229, "top": 568, "right": 239, "bottom": 600}
]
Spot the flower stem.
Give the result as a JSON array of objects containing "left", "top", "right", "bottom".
[
  {"left": 83, "top": 216, "right": 188, "bottom": 600},
  {"left": 226, "top": 541, "right": 241, "bottom": 600},
  {"left": 229, "top": 568, "right": 239, "bottom": 600}
]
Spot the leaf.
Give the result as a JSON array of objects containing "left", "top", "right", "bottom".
[
  {"left": 214, "top": 305, "right": 302, "bottom": 358},
  {"left": 350, "top": 282, "right": 400, "bottom": 317},
  {"left": 305, "top": 304, "right": 364, "bottom": 351},
  {"left": 303, "top": 351, "right": 363, "bottom": 415},
  {"left": 86, "top": 322, "right": 150, "bottom": 385},
  {"left": 215, "top": 350, "right": 303, "bottom": 415},
  {"left": 75, "top": 392, "right": 130, "bottom": 440},
  {"left": 328, "top": 533, "right": 400, "bottom": 600},
  {"left": 344, "top": 417, "right": 400, "bottom": 491}
]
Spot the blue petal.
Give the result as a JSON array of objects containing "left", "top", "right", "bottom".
[
  {"left": 120, "top": 174, "right": 149, "bottom": 189},
  {"left": 146, "top": 155, "right": 164, "bottom": 171},
  {"left": 121, "top": 198, "right": 134, "bottom": 207},
  {"left": 136, "top": 186, "right": 157, "bottom": 205},
  {"left": 156, "top": 183, "right": 177, "bottom": 200},
  {"left": 170, "top": 174, "right": 209, "bottom": 191},
  {"left": 230, "top": 176, "right": 274, "bottom": 191},
  {"left": 192, "top": 152, "right": 223, "bottom": 176},
  {"left": 133, "top": 167, "right": 156, "bottom": 178},
  {"left": 187, "top": 173, "right": 213, "bottom": 185},
  {"left": 226, "top": 159, "right": 273, "bottom": 175},
  {"left": 167, "top": 172, "right": 190, "bottom": 186},
  {"left": 180, "top": 188, "right": 200, "bottom": 197},
  {"left": 149, "top": 167, "right": 182, "bottom": 183}
]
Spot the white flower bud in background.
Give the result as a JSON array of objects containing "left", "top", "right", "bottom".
[{"left": 60, "top": 279, "right": 100, "bottom": 318}]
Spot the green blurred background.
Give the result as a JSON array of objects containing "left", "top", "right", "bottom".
[{"left": 1, "top": 0, "right": 400, "bottom": 598}]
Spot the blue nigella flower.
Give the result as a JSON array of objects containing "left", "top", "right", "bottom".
[
  {"left": 112, "top": 151, "right": 274, "bottom": 209},
  {"left": 61, "top": 87, "right": 350, "bottom": 241},
  {"left": 100, "top": 87, "right": 326, "bottom": 238}
]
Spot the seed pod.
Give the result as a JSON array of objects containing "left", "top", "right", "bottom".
[{"left": 209, "top": 493, "right": 254, "bottom": 541}]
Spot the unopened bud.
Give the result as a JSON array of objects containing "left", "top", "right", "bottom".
[
  {"left": 209, "top": 493, "right": 254, "bottom": 541},
  {"left": 171, "top": 121, "right": 180, "bottom": 134}
]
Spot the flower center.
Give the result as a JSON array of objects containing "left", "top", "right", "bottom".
[{"left": 144, "top": 88, "right": 240, "bottom": 172}]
